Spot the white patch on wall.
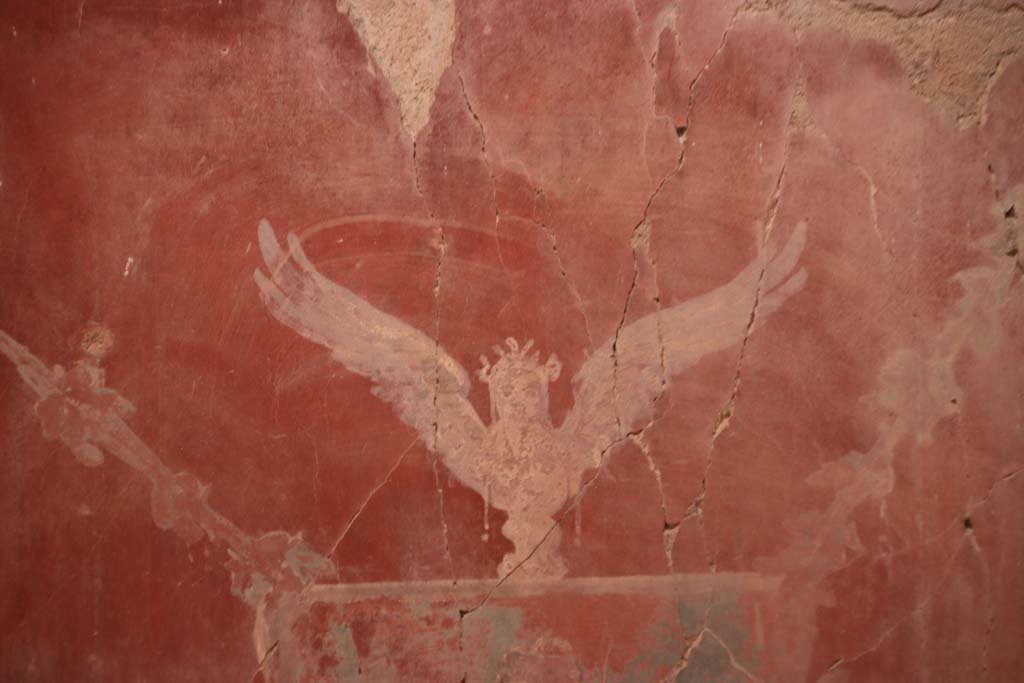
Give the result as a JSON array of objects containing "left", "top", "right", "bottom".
[{"left": 337, "top": 0, "right": 455, "bottom": 139}]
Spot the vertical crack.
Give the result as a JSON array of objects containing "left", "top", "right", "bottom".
[
  {"left": 479, "top": 86, "right": 691, "bottom": 602},
  {"left": 686, "top": 32, "right": 801, "bottom": 633},
  {"left": 459, "top": 69, "right": 598, "bottom": 357},
  {"left": 413, "top": 138, "right": 457, "bottom": 584},
  {"left": 965, "top": 520, "right": 995, "bottom": 683},
  {"left": 430, "top": 229, "right": 456, "bottom": 583},
  {"left": 627, "top": 0, "right": 736, "bottom": 375},
  {"left": 970, "top": 469, "right": 1023, "bottom": 682},
  {"left": 631, "top": 431, "right": 676, "bottom": 571},
  {"left": 658, "top": 3, "right": 750, "bottom": 603},
  {"left": 619, "top": 0, "right": 750, "bottom": 587},
  {"left": 610, "top": 238, "right": 644, "bottom": 439},
  {"left": 456, "top": 71, "right": 500, "bottom": 240}
]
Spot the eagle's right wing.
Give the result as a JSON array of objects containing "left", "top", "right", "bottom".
[
  {"left": 253, "top": 220, "right": 488, "bottom": 480},
  {"left": 563, "top": 223, "right": 807, "bottom": 454}
]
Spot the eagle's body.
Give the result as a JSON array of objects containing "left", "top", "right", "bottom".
[{"left": 485, "top": 421, "right": 582, "bottom": 576}]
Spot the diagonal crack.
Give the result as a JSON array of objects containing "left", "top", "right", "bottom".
[
  {"left": 817, "top": 535, "right": 969, "bottom": 681},
  {"left": 808, "top": 121, "right": 890, "bottom": 256},
  {"left": 674, "top": 2, "right": 747, "bottom": 447},
  {"left": 458, "top": 419, "right": 660, "bottom": 621},
  {"left": 610, "top": 234, "right": 646, "bottom": 438},
  {"left": 974, "top": 466, "right": 1024, "bottom": 504},
  {"left": 661, "top": 586, "right": 752, "bottom": 683},
  {"left": 327, "top": 436, "right": 421, "bottom": 559},
  {"left": 692, "top": 28, "right": 798, "bottom": 612},
  {"left": 661, "top": 628, "right": 707, "bottom": 682},
  {"left": 705, "top": 628, "right": 761, "bottom": 682},
  {"left": 709, "top": 95, "right": 794, "bottom": 443},
  {"left": 534, "top": 190, "right": 595, "bottom": 349},
  {"left": 250, "top": 640, "right": 280, "bottom": 682},
  {"left": 696, "top": 172, "right": 782, "bottom": 571}
]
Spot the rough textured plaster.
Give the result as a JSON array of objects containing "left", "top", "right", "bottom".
[
  {"left": 764, "top": 0, "right": 1024, "bottom": 125},
  {"left": 338, "top": 0, "right": 456, "bottom": 137}
]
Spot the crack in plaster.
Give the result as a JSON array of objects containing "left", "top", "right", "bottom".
[
  {"left": 967, "top": 467, "right": 1023, "bottom": 682},
  {"left": 681, "top": 0, "right": 746, "bottom": 390},
  {"left": 705, "top": 627, "right": 762, "bottom": 682},
  {"left": 817, "top": 535, "right": 969, "bottom": 681},
  {"left": 700, "top": 55, "right": 801, "bottom": 567},
  {"left": 310, "top": 439, "right": 321, "bottom": 504},
  {"left": 709, "top": 147, "right": 789, "bottom": 444},
  {"left": 458, "top": 420, "right": 660, "bottom": 622},
  {"left": 662, "top": 618, "right": 762, "bottom": 681},
  {"left": 661, "top": 628, "right": 707, "bottom": 681},
  {"left": 610, "top": 0, "right": 746, "bottom": 463},
  {"left": 610, "top": 240, "right": 647, "bottom": 437},
  {"left": 460, "top": 69, "right": 597, "bottom": 349},
  {"left": 632, "top": 0, "right": 682, "bottom": 191},
  {"left": 970, "top": 466, "right": 1024, "bottom": 510},
  {"left": 631, "top": 431, "right": 677, "bottom": 571},
  {"left": 430, "top": 225, "right": 456, "bottom": 584},
  {"left": 809, "top": 121, "right": 891, "bottom": 256},
  {"left": 464, "top": 1, "right": 750, "bottom": 619},
  {"left": 533, "top": 191, "right": 596, "bottom": 350},
  {"left": 978, "top": 50, "right": 1015, "bottom": 127},
  {"left": 327, "top": 436, "right": 421, "bottom": 559},
  {"left": 965, "top": 520, "right": 995, "bottom": 683},
  {"left": 250, "top": 640, "right": 280, "bottom": 682},
  {"left": 412, "top": 138, "right": 457, "bottom": 584},
  {"left": 455, "top": 71, "right": 501, "bottom": 240}
]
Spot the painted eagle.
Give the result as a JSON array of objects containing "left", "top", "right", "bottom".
[{"left": 254, "top": 219, "right": 806, "bottom": 578}]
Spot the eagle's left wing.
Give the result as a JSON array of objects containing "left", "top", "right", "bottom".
[
  {"left": 253, "top": 220, "right": 487, "bottom": 480},
  {"left": 562, "top": 223, "right": 807, "bottom": 455}
]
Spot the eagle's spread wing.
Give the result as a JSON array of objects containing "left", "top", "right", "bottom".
[
  {"left": 253, "top": 220, "right": 487, "bottom": 476},
  {"left": 563, "top": 223, "right": 808, "bottom": 453}
]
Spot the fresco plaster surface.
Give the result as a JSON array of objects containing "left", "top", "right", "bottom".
[{"left": 0, "top": 0, "right": 1022, "bottom": 681}]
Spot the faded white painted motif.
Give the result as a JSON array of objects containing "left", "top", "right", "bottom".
[
  {"left": 0, "top": 330, "right": 336, "bottom": 614},
  {"left": 254, "top": 219, "right": 808, "bottom": 578}
]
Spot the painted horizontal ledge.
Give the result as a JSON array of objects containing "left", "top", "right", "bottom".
[{"left": 297, "top": 571, "right": 780, "bottom": 601}]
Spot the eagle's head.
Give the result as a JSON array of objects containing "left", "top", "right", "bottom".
[{"left": 478, "top": 338, "right": 561, "bottom": 424}]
